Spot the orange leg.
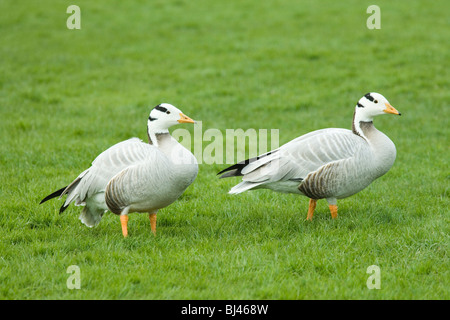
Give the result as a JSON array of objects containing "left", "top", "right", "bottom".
[
  {"left": 307, "top": 199, "right": 317, "bottom": 221},
  {"left": 149, "top": 213, "right": 157, "bottom": 235},
  {"left": 329, "top": 205, "right": 338, "bottom": 219},
  {"left": 120, "top": 215, "right": 129, "bottom": 237}
]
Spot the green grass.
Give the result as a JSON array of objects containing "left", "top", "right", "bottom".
[{"left": 0, "top": 0, "right": 449, "bottom": 299}]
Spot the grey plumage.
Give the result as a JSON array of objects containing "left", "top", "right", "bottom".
[
  {"left": 219, "top": 92, "right": 400, "bottom": 218},
  {"left": 41, "top": 104, "right": 198, "bottom": 231}
]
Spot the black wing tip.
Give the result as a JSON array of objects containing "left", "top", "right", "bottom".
[
  {"left": 59, "top": 204, "right": 69, "bottom": 214},
  {"left": 217, "top": 150, "right": 277, "bottom": 177},
  {"left": 217, "top": 162, "right": 247, "bottom": 176},
  {"left": 217, "top": 165, "right": 235, "bottom": 176},
  {"left": 39, "top": 186, "right": 67, "bottom": 204},
  {"left": 216, "top": 169, "right": 226, "bottom": 176}
]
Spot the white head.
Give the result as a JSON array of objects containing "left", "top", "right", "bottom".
[
  {"left": 147, "top": 103, "right": 195, "bottom": 145},
  {"left": 354, "top": 92, "right": 401, "bottom": 122}
]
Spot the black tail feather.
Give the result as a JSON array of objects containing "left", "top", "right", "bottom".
[
  {"left": 217, "top": 161, "right": 248, "bottom": 176},
  {"left": 39, "top": 186, "right": 67, "bottom": 204},
  {"left": 217, "top": 150, "right": 276, "bottom": 178},
  {"left": 59, "top": 203, "right": 69, "bottom": 214}
]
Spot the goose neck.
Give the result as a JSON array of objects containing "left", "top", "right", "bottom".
[
  {"left": 147, "top": 128, "right": 170, "bottom": 147},
  {"left": 352, "top": 110, "right": 375, "bottom": 141}
]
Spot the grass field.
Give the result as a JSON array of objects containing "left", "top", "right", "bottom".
[{"left": 0, "top": 0, "right": 448, "bottom": 300}]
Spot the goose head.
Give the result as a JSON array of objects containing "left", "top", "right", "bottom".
[
  {"left": 148, "top": 103, "right": 195, "bottom": 132},
  {"left": 354, "top": 92, "right": 401, "bottom": 122},
  {"left": 147, "top": 103, "right": 195, "bottom": 145}
]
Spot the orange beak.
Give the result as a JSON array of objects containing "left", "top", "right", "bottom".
[
  {"left": 383, "top": 102, "right": 401, "bottom": 115},
  {"left": 178, "top": 113, "right": 195, "bottom": 123}
]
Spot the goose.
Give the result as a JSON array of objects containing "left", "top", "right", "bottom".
[
  {"left": 40, "top": 103, "right": 198, "bottom": 237},
  {"left": 218, "top": 93, "right": 401, "bottom": 220}
]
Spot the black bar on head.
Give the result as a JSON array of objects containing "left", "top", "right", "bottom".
[
  {"left": 155, "top": 105, "right": 168, "bottom": 113},
  {"left": 364, "top": 93, "right": 374, "bottom": 102}
]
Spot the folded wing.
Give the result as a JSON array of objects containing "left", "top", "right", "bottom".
[
  {"left": 223, "top": 129, "right": 362, "bottom": 193},
  {"left": 61, "top": 138, "right": 163, "bottom": 208}
]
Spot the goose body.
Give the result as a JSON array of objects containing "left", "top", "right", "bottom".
[
  {"left": 219, "top": 93, "right": 400, "bottom": 220},
  {"left": 41, "top": 103, "right": 198, "bottom": 236}
]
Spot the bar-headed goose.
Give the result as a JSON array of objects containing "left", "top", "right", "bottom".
[
  {"left": 218, "top": 93, "right": 400, "bottom": 220},
  {"left": 41, "top": 103, "right": 198, "bottom": 237}
]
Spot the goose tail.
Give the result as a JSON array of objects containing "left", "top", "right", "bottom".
[
  {"left": 79, "top": 206, "right": 104, "bottom": 228},
  {"left": 39, "top": 186, "right": 67, "bottom": 205},
  {"left": 40, "top": 170, "right": 87, "bottom": 213},
  {"left": 229, "top": 181, "right": 264, "bottom": 194}
]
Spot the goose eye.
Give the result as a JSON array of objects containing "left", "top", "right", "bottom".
[
  {"left": 374, "top": 100, "right": 378, "bottom": 104},
  {"left": 166, "top": 111, "right": 171, "bottom": 114}
]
